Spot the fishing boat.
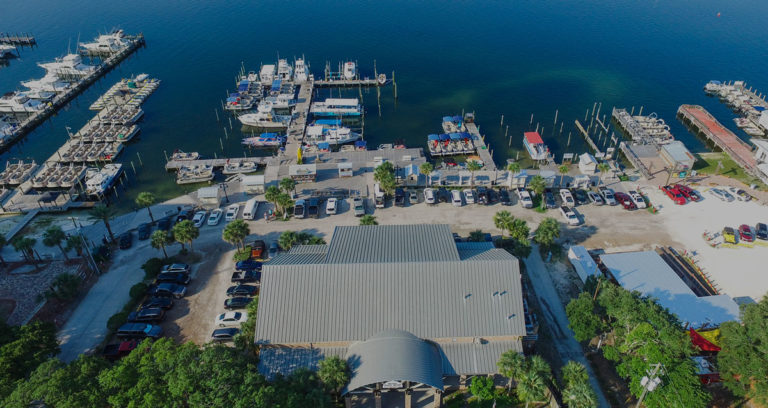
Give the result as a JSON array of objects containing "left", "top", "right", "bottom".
[
  {"left": 343, "top": 62, "right": 356, "bottom": 80},
  {"left": 704, "top": 80, "right": 722, "bottom": 95},
  {"left": 176, "top": 165, "right": 214, "bottom": 185},
  {"left": 38, "top": 54, "right": 96, "bottom": 78},
  {"left": 241, "top": 132, "right": 286, "bottom": 148},
  {"left": 294, "top": 58, "right": 309, "bottom": 82},
  {"left": 523, "top": 131, "right": 551, "bottom": 161},
  {"left": 222, "top": 160, "right": 259, "bottom": 175},
  {"left": 85, "top": 163, "right": 123, "bottom": 196},
  {"left": 22, "top": 73, "right": 73, "bottom": 93},
  {"left": 170, "top": 150, "right": 200, "bottom": 161},
  {"left": 0, "top": 116, "right": 18, "bottom": 138},
  {"left": 79, "top": 30, "right": 129, "bottom": 54},
  {"left": 277, "top": 59, "right": 293, "bottom": 81},
  {"left": 310, "top": 98, "right": 362, "bottom": 117},
  {"left": 260, "top": 64, "right": 276, "bottom": 84},
  {"left": 0, "top": 92, "right": 47, "bottom": 114},
  {"left": 264, "top": 93, "right": 296, "bottom": 110},
  {"left": 305, "top": 124, "right": 361, "bottom": 145},
  {"left": 238, "top": 102, "right": 291, "bottom": 128},
  {"left": 442, "top": 116, "right": 466, "bottom": 133}
]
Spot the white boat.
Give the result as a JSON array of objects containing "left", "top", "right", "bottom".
[
  {"left": 170, "top": 150, "right": 200, "bottom": 161},
  {"left": 523, "top": 131, "right": 551, "bottom": 161},
  {"left": 38, "top": 54, "right": 96, "bottom": 78},
  {"left": 305, "top": 124, "right": 361, "bottom": 145},
  {"left": 265, "top": 93, "right": 296, "bottom": 109},
  {"left": 294, "top": 58, "right": 309, "bottom": 82},
  {"left": 260, "top": 64, "right": 276, "bottom": 84},
  {"left": 0, "top": 92, "right": 47, "bottom": 114},
  {"left": 343, "top": 61, "right": 356, "bottom": 80},
  {"left": 79, "top": 30, "right": 129, "bottom": 54},
  {"left": 222, "top": 160, "right": 259, "bottom": 174},
  {"left": 704, "top": 80, "right": 722, "bottom": 95},
  {"left": 238, "top": 111, "right": 290, "bottom": 129},
  {"left": 176, "top": 165, "right": 214, "bottom": 185},
  {"left": 0, "top": 44, "right": 16, "bottom": 58},
  {"left": 242, "top": 70, "right": 259, "bottom": 83},
  {"left": 277, "top": 59, "right": 293, "bottom": 81},
  {"left": 310, "top": 98, "right": 362, "bottom": 117},
  {"left": 85, "top": 163, "right": 123, "bottom": 196},
  {"left": 22, "top": 73, "right": 73, "bottom": 93},
  {"left": 19, "top": 89, "right": 55, "bottom": 101},
  {"left": 1, "top": 116, "right": 19, "bottom": 138}
]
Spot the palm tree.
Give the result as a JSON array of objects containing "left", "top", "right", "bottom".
[
  {"left": 597, "top": 163, "right": 610, "bottom": 185},
  {"left": 65, "top": 235, "right": 84, "bottom": 257},
  {"left": 279, "top": 177, "right": 296, "bottom": 195},
  {"left": 317, "top": 356, "right": 350, "bottom": 402},
  {"left": 89, "top": 204, "right": 116, "bottom": 243},
  {"left": 150, "top": 230, "right": 171, "bottom": 258},
  {"left": 534, "top": 217, "right": 560, "bottom": 248},
  {"left": 276, "top": 193, "right": 294, "bottom": 217},
  {"left": 359, "top": 215, "right": 378, "bottom": 226},
  {"left": 135, "top": 192, "right": 156, "bottom": 223},
  {"left": 507, "top": 162, "right": 521, "bottom": 174},
  {"left": 562, "top": 381, "right": 597, "bottom": 408},
  {"left": 172, "top": 220, "right": 199, "bottom": 251},
  {"left": 527, "top": 355, "right": 552, "bottom": 379},
  {"left": 0, "top": 236, "right": 7, "bottom": 266},
  {"left": 509, "top": 218, "right": 531, "bottom": 243},
  {"left": 493, "top": 210, "right": 513, "bottom": 237},
  {"left": 265, "top": 185, "right": 281, "bottom": 211},
  {"left": 560, "top": 361, "right": 588, "bottom": 388},
  {"left": 420, "top": 162, "right": 434, "bottom": 185},
  {"left": 528, "top": 175, "right": 547, "bottom": 209},
  {"left": 223, "top": 219, "right": 250, "bottom": 250},
  {"left": 468, "top": 230, "right": 485, "bottom": 242},
  {"left": 516, "top": 370, "right": 548, "bottom": 408},
  {"left": 558, "top": 164, "right": 570, "bottom": 187},
  {"left": 278, "top": 231, "right": 299, "bottom": 251},
  {"left": 42, "top": 226, "right": 69, "bottom": 261},
  {"left": 497, "top": 349, "right": 526, "bottom": 390},
  {"left": 466, "top": 160, "right": 482, "bottom": 187},
  {"left": 11, "top": 236, "right": 37, "bottom": 263}
]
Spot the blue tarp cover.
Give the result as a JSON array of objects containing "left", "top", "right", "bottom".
[
  {"left": 453, "top": 115, "right": 462, "bottom": 122},
  {"left": 449, "top": 133, "right": 461, "bottom": 140},
  {"left": 355, "top": 140, "right": 367, "bottom": 147},
  {"left": 318, "top": 142, "right": 330, "bottom": 149},
  {"left": 709, "top": 80, "right": 722, "bottom": 85},
  {"left": 428, "top": 134, "right": 439, "bottom": 141},
  {"left": 438, "top": 134, "right": 450, "bottom": 141},
  {"left": 237, "top": 84, "right": 249, "bottom": 92},
  {"left": 753, "top": 106, "right": 765, "bottom": 112},
  {"left": 442, "top": 116, "right": 453, "bottom": 122},
  {"left": 270, "top": 80, "right": 282, "bottom": 92},
  {"left": 315, "top": 119, "right": 342, "bottom": 126}
]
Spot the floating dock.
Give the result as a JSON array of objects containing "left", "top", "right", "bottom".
[
  {"left": 314, "top": 78, "right": 383, "bottom": 88},
  {"left": 611, "top": 108, "right": 674, "bottom": 146},
  {"left": 165, "top": 157, "right": 271, "bottom": 171},
  {"left": 704, "top": 80, "right": 768, "bottom": 136},
  {"left": 465, "top": 121, "right": 497, "bottom": 170},
  {"left": 0, "top": 33, "right": 36, "bottom": 46}
]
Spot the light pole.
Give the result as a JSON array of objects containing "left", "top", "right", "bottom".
[
  {"left": 635, "top": 363, "right": 664, "bottom": 408},
  {"left": 219, "top": 182, "right": 230, "bottom": 203}
]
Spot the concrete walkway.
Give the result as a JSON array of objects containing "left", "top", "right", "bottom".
[{"left": 524, "top": 244, "right": 610, "bottom": 408}]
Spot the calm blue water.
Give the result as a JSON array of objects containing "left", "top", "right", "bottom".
[{"left": 2, "top": 0, "right": 768, "bottom": 210}]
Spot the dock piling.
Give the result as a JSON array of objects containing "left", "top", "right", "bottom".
[
  {"left": 131, "top": 161, "right": 137, "bottom": 175},
  {"left": 215, "top": 109, "right": 220, "bottom": 122},
  {"left": 137, "top": 152, "right": 143, "bottom": 166}
]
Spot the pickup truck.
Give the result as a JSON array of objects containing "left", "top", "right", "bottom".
[
  {"left": 102, "top": 340, "right": 138, "bottom": 361},
  {"left": 307, "top": 198, "right": 319, "bottom": 218},
  {"left": 231, "top": 270, "right": 261, "bottom": 283},
  {"left": 249, "top": 240, "right": 266, "bottom": 260}
]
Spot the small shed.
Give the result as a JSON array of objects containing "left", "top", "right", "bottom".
[
  {"left": 660, "top": 141, "right": 695, "bottom": 171},
  {"left": 241, "top": 175, "right": 265, "bottom": 194},
  {"left": 400, "top": 164, "right": 420, "bottom": 185},
  {"left": 578, "top": 153, "right": 597, "bottom": 174},
  {"left": 567, "top": 246, "right": 599, "bottom": 283},
  {"left": 289, "top": 164, "right": 317, "bottom": 183},
  {"left": 197, "top": 186, "right": 221, "bottom": 209},
  {"left": 338, "top": 162, "right": 353, "bottom": 178}
]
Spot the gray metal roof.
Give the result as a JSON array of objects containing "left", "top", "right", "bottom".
[
  {"left": 289, "top": 244, "right": 329, "bottom": 254},
  {"left": 267, "top": 244, "right": 329, "bottom": 265},
  {"left": 255, "top": 258, "right": 525, "bottom": 344},
  {"left": 439, "top": 340, "right": 522, "bottom": 375},
  {"left": 324, "top": 224, "right": 459, "bottom": 264},
  {"left": 342, "top": 330, "right": 443, "bottom": 395},
  {"left": 257, "top": 346, "right": 347, "bottom": 380}
]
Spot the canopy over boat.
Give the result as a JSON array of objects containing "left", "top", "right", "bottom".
[
  {"left": 270, "top": 80, "right": 282, "bottom": 93},
  {"left": 524, "top": 131, "right": 544, "bottom": 145},
  {"left": 428, "top": 134, "right": 439, "bottom": 141},
  {"left": 354, "top": 140, "right": 367, "bottom": 148},
  {"left": 315, "top": 119, "right": 342, "bottom": 126},
  {"left": 317, "top": 142, "right": 330, "bottom": 150},
  {"left": 448, "top": 133, "right": 462, "bottom": 141},
  {"left": 438, "top": 134, "right": 450, "bottom": 141}
]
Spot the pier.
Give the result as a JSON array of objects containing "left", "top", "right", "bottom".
[
  {"left": 465, "top": 121, "right": 497, "bottom": 170},
  {"left": 574, "top": 119, "right": 601, "bottom": 154},
  {"left": 0, "top": 33, "right": 145, "bottom": 153},
  {"left": 314, "top": 78, "right": 383, "bottom": 88},
  {"left": 0, "top": 33, "right": 36, "bottom": 46},
  {"left": 165, "top": 156, "right": 271, "bottom": 171},
  {"left": 282, "top": 81, "right": 315, "bottom": 161}
]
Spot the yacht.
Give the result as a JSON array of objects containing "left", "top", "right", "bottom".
[
  {"left": 343, "top": 62, "right": 356, "bottom": 80},
  {"left": 241, "top": 132, "right": 286, "bottom": 148},
  {"left": 704, "top": 80, "right": 722, "bottom": 95},
  {"left": 1, "top": 116, "right": 19, "bottom": 138},
  {"left": 523, "top": 131, "right": 551, "bottom": 161},
  {"left": 242, "top": 70, "right": 259, "bottom": 83},
  {"left": 305, "top": 123, "right": 361, "bottom": 145},
  {"left": 0, "top": 44, "right": 16, "bottom": 58},
  {"left": 277, "top": 59, "right": 293, "bottom": 81},
  {"left": 260, "top": 64, "right": 276, "bottom": 83},
  {"left": 85, "top": 163, "right": 123, "bottom": 196},
  {"left": 19, "top": 89, "right": 55, "bottom": 102},
  {"left": 0, "top": 92, "right": 47, "bottom": 114},
  {"left": 176, "top": 165, "right": 214, "bottom": 185},
  {"left": 310, "top": 98, "right": 362, "bottom": 117},
  {"left": 22, "top": 73, "right": 73, "bottom": 93},
  {"left": 222, "top": 160, "right": 259, "bottom": 174},
  {"left": 238, "top": 102, "right": 291, "bottom": 128},
  {"left": 79, "top": 30, "right": 129, "bottom": 54},
  {"left": 170, "top": 150, "right": 200, "bottom": 161},
  {"left": 38, "top": 54, "right": 97, "bottom": 78},
  {"left": 294, "top": 58, "right": 309, "bottom": 82},
  {"left": 264, "top": 93, "right": 296, "bottom": 109}
]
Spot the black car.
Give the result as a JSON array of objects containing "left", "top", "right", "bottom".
[
  {"left": 307, "top": 198, "right": 319, "bottom": 218},
  {"left": 437, "top": 188, "right": 450, "bottom": 203},
  {"left": 572, "top": 189, "right": 589, "bottom": 205},
  {"left": 235, "top": 259, "right": 262, "bottom": 272},
  {"left": 176, "top": 209, "right": 193, "bottom": 223},
  {"left": 544, "top": 189, "right": 557, "bottom": 209},
  {"left": 137, "top": 223, "right": 151, "bottom": 240},
  {"left": 394, "top": 188, "right": 405, "bottom": 207},
  {"left": 487, "top": 188, "right": 498, "bottom": 204},
  {"left": 127, "top": 307, "right": 165, "bottom": 323},
  {"left": 118, "top": 232, "right": 133, "bottom": 249},
  {"left": 149, "top": 283, "right": 187, "bottom": 298},
  {"left": 756, "top": 223, "right": 768, "bottom": 241},
  {"left": 224, "top": 297, "right": 253, "bottom": 310},
  {"left": 140, "top": 297, "right": 173, "bottom": 310},
  {"left": 498, "top": 189, "right": 512, "bottom": 206},
  {"left": 226, "top": 284, "right": 259, "bottom": 297},
  {"left": 212, "top": 327, "right": 240, "bottom": 342},
  {"left": 157, "top": 217, "right": 172, "bottom": 231},
  {"left": 231, "top": 270, "right": 261, "bottom": 283},
  {"left": 476, "top": 187, "right": 488, "bottom": 205},
  {"left": 156, "top": 272, "right": 191, "bottom": 285},
  {"left": 116, "top": 323, "right": 163, "bottom": 340}
]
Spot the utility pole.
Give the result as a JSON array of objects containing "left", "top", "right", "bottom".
[{"left": 635, "top": 363, "right": 664, "bottom": 408}]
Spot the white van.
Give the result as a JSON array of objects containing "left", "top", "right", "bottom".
[
  {"left": 242, "top": 198, "right": 259, "bottom": 220},
  {"left": 451, "top": 190, "right": 463, "bottom": 207},
  {"left": 374, "top": 183, "right": 385, "bottom": 208}
]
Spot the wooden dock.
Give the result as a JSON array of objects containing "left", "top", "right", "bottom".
[
  {"left": 465, "top": 122, "right": 497, "bottom": 170},
  {"left": 314, "top": 78, "right": 383, "bottom": 88},
  {"left": 281, "top": 81, "right": 315, "bottom": 162},
  {"left": 165, "top": 157, "right": 271, "bottom": 171},
  {"left": 574, "top": 119, "right": 601, "bottom": 154},
  {"left": 0, "top": 33, "right": 36, "bottom": 46}
]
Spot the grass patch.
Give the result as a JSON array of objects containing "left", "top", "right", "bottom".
[{"left": 694, "top": 152, "right": 767, "bottom": 190}]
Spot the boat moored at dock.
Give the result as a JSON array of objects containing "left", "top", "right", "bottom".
[
  {"left": 38, "top": 54, "right": 97, "bottom": 79},
  {"left": 241, "top": 132, "right": 286, "bottom": 148},
  {"left": 310, "top": 98, "right": 362, "bottom": 117},
  {"left": 523, "top": 131, "right": 552, "bottom": 161},
  {"left": 84, "top": 163, "right": 123, "bottom": 196},
  {"left": 176, "top": 164, "right": 214, "bottom": 184}
]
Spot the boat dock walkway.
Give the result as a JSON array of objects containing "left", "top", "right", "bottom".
[
  {"left": 574, "top": 119, "right": 602, "bottom": 154},
  {"left": 677, "top": 104, "right": 762, "bottom": 181},
  {"left": 282, "top": 81, "right": 315, "bottom": 161},
  {"left": 314, "top": 78, "right": 382, "bottom": 88},
  {"left": 165, "top": 156, "right": 272, "bottom": 171},
  {"left": 465, "top": 122, "right": 497, "bottom": 170},
  {"left": 0, "top": 33, "right": 36, "bottom": 46},
  {"left": 0, "top": 34, "right": 145, "bottom": 153}
]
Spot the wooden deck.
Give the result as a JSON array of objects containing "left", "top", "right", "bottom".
[
  {"left": 465, "top": 122, "right": 497, "bottom": 170},
  {"left": 0, "top": 33, "right": 36, "bottom": 45},
  {"left": 165, "top": 156, "right": 271, "bottom": 171},
  {"left": 314, "top": 79, "right": 382, "bottom": 88}
]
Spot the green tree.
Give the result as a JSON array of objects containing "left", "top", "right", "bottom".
[
  {"left": 466, "top": 160, "right": 482, "bottom": 187},
  {"left": 88, "top": 205, "right": 116, "bottom": 243},
  {"left": 534, "top": 217, "right": 560, "bottom": 248},
  {"left": 172, "top": 220, "right": 199, "bottom": 251},
  {"left": 468, "top": 230, "right": 485, "bottom": 242},
  {"left": 296, "top": 232, "right": 325, "bottom": 245},
  {"left": 276, "top": 193, "right": 294, "bottom": 216},
  {"left": 278, "top": 231, "right": 299, "bottom": 251},
  {"left": 566, "top": 292, "right": 604, "bottom": 342},
  {"left": 562, "top": 380, "right": 597, "bottom": 408},
  {"left": 420, "top": 162, "right": 434, "bottom": 185},
  {"left": 469, "top": 375, "right": 495, "bottom": 401},
  {"left": 558, "top": 164, "right": 570, "bottom": 187},
  {"left": 359, "top": 215, "right": 378, "bottom": 226},
  {"left": 561, "top": 361, "right": 589, "bottom": 388},
  {"left": 42, "top": 225, "right": 69, "bottom": 261},
  {"left": 494, "top": 210, "right": 514, "bottom": 237},
  {"left": 317, "top": 356, "right": 350, "bottom": 400},
  {"left": 65, "top": 235, "right": 84, "bottom": 257},
  {"left": 223, "top": 219, "right": 250, "bottom": 250},
  {"left": 235, "top": 297, "right": 259, "bottom": 352},
  {"left": 265, "top": 185, "right": 281, "bottom": 208},
  {"left": 43, "top": 273, "right": 81, "bottom": 301},
  {"left": 528, "top": 175, "right": 547, "bottom": 209},
  {"left": 0, "top": 320, "right": 60, "bottom": 400},
  {"left": 516, "top": 370, "right": 548, "bottom": 408},
  {"left": 497, "top": 349, "right": 526, "bottom": 389},
  {"left": 374, "top": 162, "right": 396, "bottom": 195},
  {"left": 597, "top": 163, "right": 610, "bottom": 184},
  {"left": 507, "top": 161, "right": 521, "bottom": 174},
  {"left": 150, "top": 230, "right": 171, "bottom": 259},
  {"left": 11, "top": 236, "right": 37, "bottom": 263},
  {"left": 509, "top": 218, "right": 530, "bottom": 243},
  {"left": 279, "top": 177, "right": 296, "bottom": 195},
  {"left": 135, "top": 191, "right": 156, "bottom": 223}
]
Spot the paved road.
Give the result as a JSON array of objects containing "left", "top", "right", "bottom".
[{"left": 524, "top": 244, "right": 610, "bottom": 408}]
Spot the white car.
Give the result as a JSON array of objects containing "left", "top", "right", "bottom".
[
  {"left": 516, "top": 188, "right": 533, "bottom": 208},
  {"left": 409, "top": 190, "right": 419, "bottom": 204},
  {"left": 587, "top": 191, "right": 604, "bottom": 205},
  {"left": 225, "top": 204, "right": 239, "bottom": 221},
  {"left": 424, "top": 188, "right": 436, "bottom": 205},
  {"left": 463, "top": 189, "right": 475, "bottom": 204},
  {"left": 708, "top": 188, "right": 734, "bottom": 202},
  {"left": 724, "top": 186, "right": 751, "bottom": 202},
  {"left": 215, "top": 311, "right": 248, "bottom": 327},
  {"left": 559, "top": 206, "right": 580, "bottom": 226},
  {"left": 326, "top": 198, "right": 338, "bottom": 215},
  {"left": 192, "top": 210, "right": 207, "bottom": 228},
  {"left": 451, "top": 190, "right": 463, "bottom": 207},
  {"left": 207, "top": 208, "right": 223, "bottom": 226},
  {"left": 627, "top": 190, "right": 647, "bottom": 209},
  {"left": 559, "top": 189, "right": 575, "bottom": 206},
  {"left": 599, "top": 187, "right": 617, "bottom": 206}
]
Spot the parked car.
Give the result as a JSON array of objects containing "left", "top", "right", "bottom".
[
  {"left": 516, "top": 188, "right": 533, "bottom": 208},
  {"left": 475, "top": 187, "right": 488, "bottom": 205},
  {"left": 149, "top": 283, "right": 187, "bottom": 299},
  {"left": 394, "top": 188, "right": 405, "bottom": 207},
  {"left": 127, "top": 308, "right": 165, "bottom": 323},
  {"left": 424, "top": 188, "right": 436, "bottom": 205},
  {"left": 487, "top": 188, "right": 498, "bottom": 204},
  {"left": 587, "top": 191, "right": 604, "bottom": 205},
  {"left": 211, "top": 327, "right": 240, "bottom": 342},
  {"left": 226, "top": 284, "right": 259, "bottom": 297},
  {"left": 118, "top": 232, "right": 132, "bottom": 249},
  {"left": 192, "top": 210, "right": 207, "bottom": 228},
  {"left": 572, "top": 189, "right": 589, "bottom": 205},
  {"left": 231, "top": 270, "right": 261, "bottom": 283},
  {"left": 755, "top": 223, "right": 768, "bottom": 240},
  {"left": 102, "top": 340, "right": 138, "bottom": 361},
  {"left": 225, "top": 204, "right": 239, "bottom": 221},
  {"left": 614, "top": 192, "right": 636, "bottom": 210},
  {"left": 161, "top": 263, "right": 190, "bottom": 273},
  {"left": 116, "top": 323, "right": 163, "bottom": 340},
  {"left": 140, "top": 297, "right": 173, "bottom": 310},
  {"left": 326, "top": 198, "right": 338, "bottom": 215},
  {"left": 674, "top": 184, "right": 700, "bottom": 202},
  {"left": 353, "top": 197, "right": 366, "bottom": 216},
  {"left": 224, "top": 297, "right": 253, "bottom": 310},
  {"left": 409, "top": 190, "right": 419, "bottom": 204},
  {"left": 249, "top": 240, "right": 266, "bottom": 260},
  {"left": 725, "top": 186, "right": 752, "bottom": 202},
  {"left": 708, "top": 187, "right": 734, "bottom": 202},
  {"left": 599, "top": 187, "right": 617, "bottom": 206},
  {"left": 437, "top": 188, "right": 450, "bottom": 203},
  {"left": 559, "top": 206, "right": 580, "bottom": 226},
  {"left": 498, "top": 188, "right": 512, "bottom": 206},
  {"left": 156, "top": 272, "right": 191, "bottom": 285},
  {"left": 739, "top": 224, "right": 754, "bottom": 242},
  {"left": 216, "top": 311, "right": 248, "bottom": 327},
  {"left": 207, "top": 208, "right": 223, "bottom": 226},
  {"left": 660, "top": 185, "right": 686, "bottom": 205},
  {"left": 463, "top": 189, "right": 475, "bottom": 204},
  {"left": 543, "top": 189, "right": 557, "bottom": 209},
  {"left": 157, "top": 217, "right": 172, "bottom": 231},
  {"left": 559, "top": 189, "right": 575, "bottom": 207},
  {"left": 137, "top": 223, "right": 151, "bottom": 240},
  {"left": 294, "top": 199, "right": 306, "bottom": 219},
  {"left": 451, "top": 189, "right": 463, "bottom": 207},
  {"left": 307, "top": 198, "right": 319, "bottom": 218},
  {"left": 627, "top": 190, "right": 647, "bottom": 209},
  {"left": 176, "top": 209, "right": 193, "bottom": 223},
  {"left": 268, "top": 241, "right": 279, "bottom": 258},
  {"left": 236, "top": 259, "right": 262, "bottom": 272},
  {"left": 722, "top": 227, "right": 737, "bottom": 244}
]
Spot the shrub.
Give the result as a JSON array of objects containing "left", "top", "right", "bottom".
[
  {"left": 233, "top": 247, "right": 252, "bottom": 262},
  {"left": 141, "top": 258, "right": 165, "bottom": 280},
  {"left": 129, "top": 283, "right": 148, "bottom": 300},
  {"left": 106, "top": 311, "right": 130, "bottom": 331}
]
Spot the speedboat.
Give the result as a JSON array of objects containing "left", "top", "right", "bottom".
[
  {"left": 704, "top": 80, "right": 722, "bottom": 95},
  {"left": 38, "top": 54, "right": 96, "bottom": 78},
  {"left": 85, "top": 163, "right": 123, "bottom": 196},
  {"left": 294, "top": 58, "right": 309, "bottom": 82},
  {"left": 523, "top": 131, "right": 551, "bottom": 161},
  {"left": 176, "top": 165, "right": 214, "bottom": 185},
  {"left": 238, "top": 102, "right": 291, "bottom": 128},
  {"left": 442, "top": 116, "right": 466, "bottom": 133},
  {"left": 0, "top": 45, "right": 16, "bottom": 58},
  {"left": 241, "top": 132, "right": 286, "bottom": 148},
  {"left": 264, "top": 93, "right": 296, "bottom": 109},
  {"left": 0, "top": 92, "right": 47, "bottom": 114},
  {"left": 222, "top": 160, "right": 258, "bottom": 174},
  {"left": 170, "top": 150, "right": 200, "bottom": 161},
  {"left": 1, "top": 116, "right": 19, "bottom": 138},
  {"left": 277, "top": 59, "right": 293, "bottom": 81},
  {"left": 310, "top": 98, "right": 362, "bottom": 117},
  {"left": 225, "top": 92, "right": 256, "bottom": 111},
  {"left": 343, "top": 61, "right": 356, "bottom": 80},
  {"left": 305, "top": 123, "right": 360, "bottom": 145}
]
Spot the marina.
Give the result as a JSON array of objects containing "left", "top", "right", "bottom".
[{"left": 704, "top": 80, "right": 768, "bottom": 137}]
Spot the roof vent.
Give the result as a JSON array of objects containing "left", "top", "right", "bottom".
[{"left": 508, "top": 314, "right": 516, "bottom": 320}]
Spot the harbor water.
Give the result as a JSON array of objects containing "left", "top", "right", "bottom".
[{"left": 2, "top": 0, "right": 768, "bottom": 212}]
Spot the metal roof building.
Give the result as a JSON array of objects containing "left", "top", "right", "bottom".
[{"left": 255, "top": 224, "right": 526, "bottom": 406}]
